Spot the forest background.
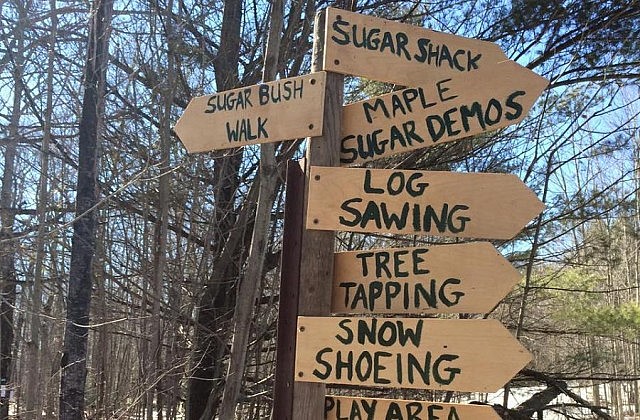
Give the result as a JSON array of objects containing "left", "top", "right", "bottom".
[{"left": 0, "top": 0, "right": 639, "bottom": 419}]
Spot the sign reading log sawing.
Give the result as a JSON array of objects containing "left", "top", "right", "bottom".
[
  {"left": 295, "top": 317, "right": 531, "bottom": 392},
  {"left": 174, "top": 72, "right": 326, "bottom": 153},
  {"left": 306, "top": 166, "right": 544, "bottom": 240},
  {"left": 326, "top": 395, "right": 501, "bottom": 420},
  {"left": 323, "top": 7, "right": 507, "bottom": 86},
  {"left": 332, "top": 242, "right": 519, "bottom": 315},
  {"left": 339, "top": 60, "right": 548, "bottom": 166}
]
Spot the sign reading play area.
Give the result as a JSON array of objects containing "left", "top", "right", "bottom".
[
  {"left": 339, "top": 60, "right": 548, "bottom": 165},
  {"left": 307, "top": 166, "right": 544, "bottom": 240},
  {"left": 325, "top": 395, "right": 501, "bottom": 420},
  {"left": 175, "top": 72, "right": 326, "bottom": 153},
  {"left": 324, "top": 7, "right": 508, "bottom": 87},
  {"left": 332, "top": 242, "right": 520, "bottom": 315},
  {"left": 295, "top": 317, "right": 531, "bottom": 392}
]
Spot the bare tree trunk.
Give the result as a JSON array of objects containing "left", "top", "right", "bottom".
[
  {"left": 59, "top": 0, "right": 113, "bottom": 418},
  {"left": 187, "top": 0, "right": 243, "bottom": 417},
  {"left": 217, "top": 0, "right": 283, "bottom": 418},
  {"left": 0, "top": 1, "right": 26, "bottom": 417}
]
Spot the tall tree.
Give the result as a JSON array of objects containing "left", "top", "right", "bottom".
[{"left": 59, "top": 0, "right": 113, "bottom": 417}]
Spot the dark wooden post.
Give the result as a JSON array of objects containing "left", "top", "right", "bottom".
[{"left": 291, "top": 8, "right": 344, "bottom": 420}]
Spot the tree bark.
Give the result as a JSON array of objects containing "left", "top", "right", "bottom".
[
  {"left": 217, "top": 0, "right": 283, "bottom": 417},
  {"left": 59, "top": 0, "right": 113, "bottom": 418}
]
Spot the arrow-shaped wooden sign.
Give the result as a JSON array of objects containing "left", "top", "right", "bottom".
[
  {"left": 339, "top": 60, "right": 548, "bottom": 165},
  {"left": 307, "top": 166, "right": 544, "bottom": 240},
  {"left": 326, "top": 395, "right": 501, "bottom": 420},
  {"left": 332, "top": 242, "right": 520, "bottom": 315},
  {"left": 323, "top": 7, "right": 508, "bottom": 87},
  {"left": 295, "top": 316, "right": 531, "bottom": 392},
  {"left": 174, "top": 72, "right": 326, "bottom": 153}
]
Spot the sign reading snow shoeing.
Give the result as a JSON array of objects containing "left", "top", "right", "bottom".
[
  {"left": 324, "top": 7, "right": 508, "bottom": 87},
  {"left": 332, "top": 242, "right": 519, "bottom": 315},
  {"left": 339, "top": 60, "right": 548, "bottom": 165},
  {"left": 307, "top": 166, "right": 544, "bottom": 240},
  {"left": 174, "top": 72, "right": 326, "bottom": 153},
  {"left": 295, "top": 317, "right": 531, "bottom": 392},
  {"left": 325, "top": 395, "right": 501, "bottom": 420}
]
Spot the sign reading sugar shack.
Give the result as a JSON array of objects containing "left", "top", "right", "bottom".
[
  {"left": 323, "top": 7, "right": 507, "bottom": 87},
  {"left": 295, "top": 317, "right": 531, "bottom": 392},
  {"left": 307, "top": 166, "right": 544, "bottom": 240},
  {"left": 175, "top": 72, "right": 326, "bottom": 153},
  {"left": 332, "top": 242, "right": 519, "bottom": 315},
  {"left": 325, "top": 395, "right": 501, "bottom": 420},
  {"left": 339, "top": 60, "right": 548, "bottom": 165}
]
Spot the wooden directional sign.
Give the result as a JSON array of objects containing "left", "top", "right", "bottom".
[
  {"left": 323, "top": 7, "right": 507, "bottom": 87},
  {"left": 295, "top": 316, "right": 531, "bottom": 392},
  {"left": 339, "top": 60, "right": 548, "bottom": 165},
  {"left": 174, "top": 72, "right": 326, "bottom": 153},
  {"left": 307, "top": 166, "right": 544, "bottom": 240},
  {"left": 326, "top": 395, "right": 501, "bottom": 420},
  {"left": 332, "top": 242, "right": 519, "bottom": 315}
]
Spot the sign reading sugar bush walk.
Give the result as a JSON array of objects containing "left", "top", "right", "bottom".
[
  {"left": 307, "top": 166, "right": 544, "bottom": 240},
  {"left": 296, "top": 317, "right": 531, "bottom": 392},
  {"left": 175, "top": 72, "right": 326, "bottom": 153}
]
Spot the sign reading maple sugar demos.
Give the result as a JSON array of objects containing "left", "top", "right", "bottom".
[
  {"left": 323, "top": 7, "right": 507, "bottom": 87},
  {"left": 339, "top": 60, "right": 548, "bottom": 165},
  {"left": 306, "top": 166, "right": 544, "bottom": 240},
  {"left": 332, "top": 242, "right": 519, "bottom": 315},
  {"left": 325, "top": 395, "right": 501, "bottom": 420},
  {"left": 174, "top": 72, "right": 326, "bottom": 153},
  {"left": 295, "top": 317, "right": 531, "bottom": 392}
]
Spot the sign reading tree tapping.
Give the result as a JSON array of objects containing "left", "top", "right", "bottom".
[
  {"left": 332, "top": 242, "right": 520, "bottom": 315},
  {"left": 295, "top": 317, "right": 531, "bottom": 392}
]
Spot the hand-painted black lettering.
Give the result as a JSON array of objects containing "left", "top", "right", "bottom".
[
  {"left": 363, "top": 97, "right": 390, "bottom": 123},
  {"left": 387, "top": 172, "right": 405, "bottom": 195},
  {"left": 432, "top": 354, "right": 461, "bottom": 385},
  {"left": 331, "top": 17, "right": 350, "bottom": 45},
  {"left": 440, "top": 278, "right": 464, "bottom": 306},
  {"left": 484, "top": 98, "right": 503, "bottom": 125},
  {"left": 387, "top": 282, "right": 401, "bottom": 309},
  {"left": 443, "top": 107, "right": 462, "bottom": 137},
  {"left": 312, "top": 347, "right": 333, "bottom": 379},
  {"left": 324, "top": 396, "right": 335, "bottom": 416},
  {"left": 448, "top": 204, "right": 470, "bottom": 233},
  {"left": 452, "top": 49, "right": 466, "bottom": 71},
  {"left": 426, "top": 114, "right": 446, "bottom": 142},
  {"left": 406, "top": 172, "right": 428, "bottom": 196},
  {"left": 374, "top": 251, "right": 392, "bottom": 278},
  {"left": 339, "top": 197, "right": 363, "bottom": 227},
  {"left": 505, "top": 90, "right": 526, "bottom": 120},
  {"left": 467, "top": 51, "right": 481, "bottom": 70},
  {"left": 336, "top": 318, "right": 354, "bottom": 344},
  {"left": 225, "top": 117, "right": 268, "bottom": 142},
  {"left": 355, "top": 351, "right": 373, "bottom": 381},
  {"left": 340, "top": 135, "right": 358, "bottom": 164},
  {"left": 356, "top": 251, "right": 374, "bottom": 277},
  {"left": 426, "top": 404, "right": 443, "bottom": 420},
  {"left": 378, "top": 321, "right": 398, "bottom": 346},
  {"left": 369, "top": 281, "right": 383, "bottom": 310},
  {"left": 436, "top": 78, "right": 458, "bottom": 102},
  {"left": 393, "top": 250, "right": 409, "bottom": 278},
  {"left": 363, "top": 169, "right": 385, "bottom": 194},
  {"left": 459, "top": 102, "right": 485, "bottom": 132},
  {"left": 339, "top": 282, "right": 358, "bottom": 309},
  {"left": 373, "top": 352, "right": 392, "bottom": 384},
  {"left": 335, "top": 350, "right": 354, "bottom": 381},
  {"left": 412, "top": 248, "right": 430, "bottom": 275}
]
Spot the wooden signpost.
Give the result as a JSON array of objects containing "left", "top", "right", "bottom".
[
  {"left": 325, "top": 395, "right": 501, "bottom": 420},
  {"left": 339, "top": 60, "right": 549, "bottom": 165},
  {"left": 323, "top": 7, "right": 508, "bottom": 87},
  {"left": 296, "top": 316, "right": 532, "bottom": 392},
  {"left": 332, "top": 242, "right": 520, "bottom": 314},
  {"left": 307, "top": 166, "right": 544, "bottom": 239},
  {"left": 174, "top": 72, "right": 327, "bottom": 153}
]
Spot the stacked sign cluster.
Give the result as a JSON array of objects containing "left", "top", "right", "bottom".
[
  {"left": 297, "top": 8, "right": 548, "bottom": 420},
  {"left": 174, "top": 7, "right": 548, "bottom": 420}
]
